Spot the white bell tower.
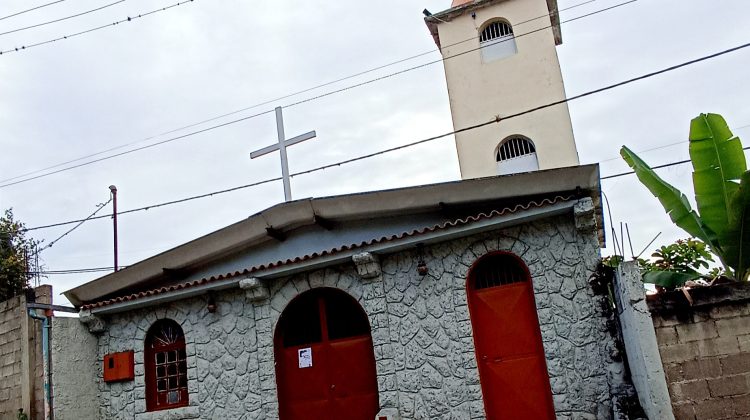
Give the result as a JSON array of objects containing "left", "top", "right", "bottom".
[{"left": 425, "top": 0, "right": 579, "bottom": 179}]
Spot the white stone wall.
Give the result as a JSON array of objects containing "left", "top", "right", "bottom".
[{"left": 94, "top": 214, "right": 620, "bottom": 419}]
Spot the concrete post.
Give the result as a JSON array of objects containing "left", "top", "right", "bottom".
[{"left": 613, "top": 261, "right": 674, "bottom": 420}]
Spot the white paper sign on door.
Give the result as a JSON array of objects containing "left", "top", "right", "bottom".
[{"left": 298, "top": 347, "right": 312, "bottom": 368}]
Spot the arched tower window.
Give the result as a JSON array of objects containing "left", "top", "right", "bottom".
[
  {"left": 479, "top": 20, "right": 517, "bottom": 62},
  {"left": 469, "top": 252, "right": 529, "bottom": 290},
  {"left": 496, "top": 135, "right": 539, "bottom": 175},
  {"left": 145, "top": 319, "right": 188, "bottom": 412}
]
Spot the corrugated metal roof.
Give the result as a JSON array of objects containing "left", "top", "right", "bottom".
[{"left": 81, "top": 195, "right": 574, "bottom": 310}]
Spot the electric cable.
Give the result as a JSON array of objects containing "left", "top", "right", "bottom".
[
  {"left": 0, "top": 0, "right": 66, "bottom": 22},
  {"left": 0, "top": 0, "right": 196, "bottom": 55},
  {"left": 0, "top": 0, "right": 635, "bottom": 187},
  {"left": 0, "top": 0, "right": 126, "bottom": 37},
  {"left": 19, "top": 39, "right": 750, "bottom": 232},
  {"left": 0, "top": 0, "right": 597, "bottom": 184},
  {"left": 32, "top": 196, "right": 113, "bottom": 254}
]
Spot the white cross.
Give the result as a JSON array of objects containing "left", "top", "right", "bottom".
[{"left": 250, "top": 107, "right": 316, "bottom": 202}]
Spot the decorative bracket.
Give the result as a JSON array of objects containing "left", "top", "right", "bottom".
[
  {"left": 352, "top": 252, "right": 382, "bottom": 279},
  {"left": 78, "top": 309, "right": 107, "bottom": 334},
  {"left": 574, "top": 197, "right": 597, "bottom": 233},
  {"left": 239, "top": 277, "right": 270, "bottom": 302}
]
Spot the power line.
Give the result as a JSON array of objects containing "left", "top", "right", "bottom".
[
  {"left": 601, "top": 145, "right": 750, "bottom": 180},
  {"left": 0, "top": 0, "right": 196, "bottom": 55},
  {"left": 0, "top": 0, "right": 126, "bottom": 37},
  {"left": 33, "top": 196, "right": 112, "bottom": 253},
  {"left": 0, "top": 0, "right": 636, "bottom": 188},
  {"left": 596, "top": 123, "right": 750, "bottom": 163},
  {"left": 0, "top": 0, "right": 600, "bottom": 186},
  {"left": 0, "top": 0, "right": 66, "bottom": 22},
  {"left": 29, "top": 266, "right": 122, "bottom": 275},
  {"left": 21, "top": 39, "right": 750, "bottom": 232}
]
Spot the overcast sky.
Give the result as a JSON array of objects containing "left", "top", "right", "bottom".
[{"left": 1, "top": 0, "right": 749, "bottom": 306}]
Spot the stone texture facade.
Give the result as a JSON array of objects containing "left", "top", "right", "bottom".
[
  {"left": 650, "top": 283, "right": 750, "bottom": 420},
  {"left": 92, "top": 214, "right": 622, "bottom": 419}
]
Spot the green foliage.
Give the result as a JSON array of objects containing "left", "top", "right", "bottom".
[
  {"left": 0, "top": 209, "right": 37, "bottom": 302},
  {"left": 651, "top": 238, "right": 714, "bottom": 273},
  {"left": 621, "top": 113, "right": 750, "bottom": 284}
]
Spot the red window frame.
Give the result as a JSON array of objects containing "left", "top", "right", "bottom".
[{"left": 145, "top": 319, "right": 189, "bottom": 412}]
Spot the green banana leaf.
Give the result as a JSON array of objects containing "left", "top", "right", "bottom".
[
  {"left": 723, "top": 171, "right": 750, "bottom": 281},
  {"left": 689, "top": 114, "right": 747, "bottom": 244},
  {"left": 620, "top": 146, "right": 716, "bottom": 246},
  {"left": 642, "top": 270, "right": 702, "bottom": 288}
]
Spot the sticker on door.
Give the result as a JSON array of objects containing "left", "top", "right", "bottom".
[{"left": 298, "top": 348, "right": 312, "bottom": 368}]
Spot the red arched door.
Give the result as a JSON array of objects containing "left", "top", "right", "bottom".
[
  {"left": 467, "top": 252, "right": 555, "bottom": 420},
  {"left": 274, "top": 288, "right": 379, "bottom": 420}
]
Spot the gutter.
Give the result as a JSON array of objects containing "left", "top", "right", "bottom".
[
  {"left": 88, "top": 199, "right": 576, "bottom": 316},
  {"left": 27, "top": 308, "right": 53, "bottom": 420}
]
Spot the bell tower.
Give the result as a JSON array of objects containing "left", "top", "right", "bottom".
[{"left": 425, "top": 0, "right": 579, "bottom": 179}]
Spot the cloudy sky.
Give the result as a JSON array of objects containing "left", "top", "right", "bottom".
[{"left": 1, "top": 0, "right": 749, "bottom": 306}]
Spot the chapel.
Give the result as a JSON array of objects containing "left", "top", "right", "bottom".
[{"left": 56, "top": 1, "right": 633, "bottom": 419}]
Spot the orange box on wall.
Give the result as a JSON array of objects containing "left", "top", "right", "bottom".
[{"left": 103, "top": 350, "right": 134, "bottom": 382}]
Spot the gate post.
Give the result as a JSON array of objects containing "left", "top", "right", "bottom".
[{"left": 613, "top": 261, "right": 674, "bottom": 419}]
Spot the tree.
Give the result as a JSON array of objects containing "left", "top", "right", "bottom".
[
  {"left": 0, "top": 209, "right": 39, "bottom": 301},
  {"left": 620, "top": 113, "right": 750, "bottom": 287}
]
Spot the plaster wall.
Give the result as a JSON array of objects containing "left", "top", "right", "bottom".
[
  {"left": 92, "top": 215, "right": 619, "bottom": 419},
  {"left": 51, "top": 317, "right": 99, "bottom": 420},
  {"left": 435, "top": 0, "right": 579, "bottom": 178}
]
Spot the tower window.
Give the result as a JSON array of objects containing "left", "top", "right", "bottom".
[
  {"left": 479, "top": 20, "right": 517, "bottom": 62},
  {"left": 496, "top": 135, "right": 539, "bottom": 175}
]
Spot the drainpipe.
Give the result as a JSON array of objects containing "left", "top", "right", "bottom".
[{"left": 27, "top": 309, "right": 53, "bottom": 420}]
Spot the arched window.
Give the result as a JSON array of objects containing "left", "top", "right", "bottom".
[
  {"left": 479, "top": 20, "right": 517, "bottom": 62},
  {"left": 145, "top": 319, "right": 188, "bottom": 412},
  {"left": 496, "top": 135, "right": 539, "bottom": 175},
  {"left": 469, "top": 252, "right": 529, "bottom": 290}
]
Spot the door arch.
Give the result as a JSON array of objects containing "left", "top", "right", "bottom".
[
  {"left": 274, "top": 287, "right": 379, "bottom": 420},
  {"left": 467, "top": 252, "right": 555, "bottom": 420}
]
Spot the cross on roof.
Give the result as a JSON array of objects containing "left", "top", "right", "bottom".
[{"left": 250, "top": 107, "right": 316, "bottom": 202}]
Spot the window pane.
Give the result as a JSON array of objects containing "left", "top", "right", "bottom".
[
  {"left": 168, "top": 377, "right": 177, "bottom": 389},
  {"left": 179, "top": 361, "right": 187, "bottom": 374},
  {"left": 279, "top": 292, "right": 322, "bottom": 347},
  {"left": 157, "top": 365, "right": 166, "bottom": 378},
  {"left": 325, "top": 291, "right": 370, "bottom": 340},
  {"left": 157, "top": 379, "right": 166, "bottom": 391},
  {"left": 167, "top": 351, "right": 176, "bottom": 363},
  {"left": 168, "top": 364, "right": 177, "bottom": 376},
  {"left": 156, "top": 352, "right": 165, "bottom": 365}
]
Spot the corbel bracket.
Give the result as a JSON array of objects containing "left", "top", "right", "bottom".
[
  {"left": 239, "top": 277, "right": 270, "bottom": 302},
  {"left": 78, "top": 309, "right": 107, "bottom": 334},
  {"left": 352, "top": 252, "right": 382, "bottom": 280},
  {"left": 574, "top": 197, "right": 597, "bottom": 233}
]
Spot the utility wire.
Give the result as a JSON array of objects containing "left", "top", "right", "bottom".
[
  {"left": 0, "top": 0, "right": 196, "bottom": 55},
  {"left": 0, "top": 0, "right": 126, "bottom": 37},
  {"left": 0, "top": 0, "right": 66, "bottom": 22},
  {"left": 32, "top": 197, "right": 112, "bottom": 253},
  {"left": 0, "top": 0, "right": 633, "bottom": 187},
  {"left": 20, "top": 39, "right": 750, "bottom": 232},
  {"left": 601, "top": 145, "right": 750, "bottom": 180},
  {"left": 0, "top": 0, "right": 598, "bottom": 185}
]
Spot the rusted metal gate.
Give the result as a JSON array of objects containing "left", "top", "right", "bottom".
[
  {"left": 274, "top": 288, "right": 379, "bottom": 420},
  {"left": 467, "top": 252, "right": 555, "bottom": 420}
]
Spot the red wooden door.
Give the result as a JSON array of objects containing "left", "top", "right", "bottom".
[
  {"left": 274, "top": 288, "right": 379, "bottom": 420},
  {"left": 467, "top": 253, "right": 555, "bottom": 420}
]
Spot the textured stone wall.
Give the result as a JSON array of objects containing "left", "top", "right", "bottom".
[
  {"left": 51, "top": 317, "right": 99, "bottom": 420},
  {"left": 94, "top": 214, "right": 619, "bottom": 419},
  {"left": 650, "top": 285, "right": 750, "bottom": 420}
]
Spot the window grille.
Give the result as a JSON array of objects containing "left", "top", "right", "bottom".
[
  {"left": 471, "top": 253, "right": 528, "bottom": 290},
  {"left": 480, "top": 21, "right": 514, "bottom": 43},
  {"left": 146, "top": 319, "right": 189, "bottom": 411},
  {"left": 496, "top": 136, "right": 536, "bottom": 162}
]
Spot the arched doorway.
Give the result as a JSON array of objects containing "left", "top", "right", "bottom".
[
  {"left": 467, "top": 252, "right": 555, "bottom": 419},
  {"left": 274, "top": 288, "right": 379, "bottom": 420}
]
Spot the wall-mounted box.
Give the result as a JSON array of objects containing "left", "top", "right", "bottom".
[{"left": 103, "top": 350, "right": 134, "bottom": 382}]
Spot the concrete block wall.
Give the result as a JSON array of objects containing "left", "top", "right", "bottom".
[
  {"left": 649, "top": 283, "right": 750, "bottom": 420},
  {"left": 0, "top": 286, "right": 51, "bottom": 419}
]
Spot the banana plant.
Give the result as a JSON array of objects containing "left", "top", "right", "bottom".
[{"left": 620, "top": 113, "right": 750, "bottom": 286}]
